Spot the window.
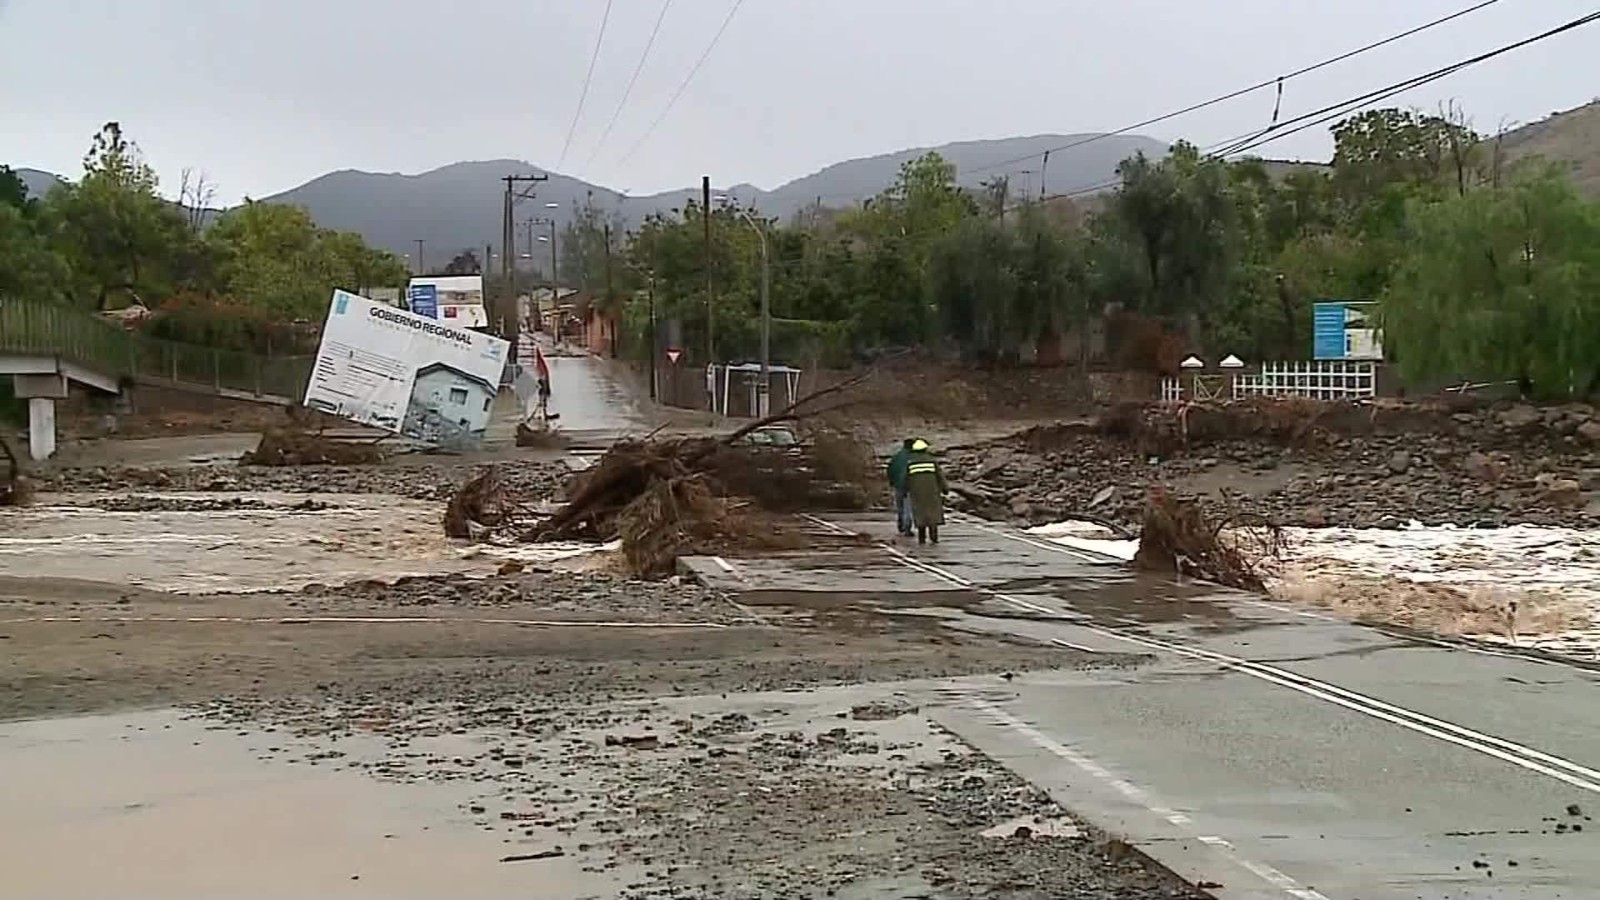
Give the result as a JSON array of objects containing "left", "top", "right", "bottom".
[
  {"left": 482, "top": 396, "right": 492, "bottom": 411},
  {"left": 449, "top": 387, "right": 469, "bottom": 405}
]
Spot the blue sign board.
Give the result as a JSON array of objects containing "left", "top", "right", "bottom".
[
  {"left": 1313, "top": 302, "right": 1348, "bottom": 360},
  {"left": 407, "top": 285, "right": 439, "bottom": 319}
]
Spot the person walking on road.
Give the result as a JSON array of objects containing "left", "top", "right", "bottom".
[
  {"left": 905, "top": 439, "right": 947, "bottom": 545},
  {"left": 885, "top": 438, "right": 914, "bottom": 537}
]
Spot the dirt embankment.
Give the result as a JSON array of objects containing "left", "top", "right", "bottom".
[
  {"left": 949, "top": 398, "right": 1600, "bottom": 530},
  {"left": 36, "top": 458, "right": 571, "bottom": 502}
]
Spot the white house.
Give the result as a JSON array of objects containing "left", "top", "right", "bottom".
[{"left": 401, "top": 363, "right": 497, "bottom": 444}]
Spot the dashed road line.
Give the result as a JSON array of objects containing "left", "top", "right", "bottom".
[{"left": 974, "top": 698, "right": 1328, "bottom": 900}]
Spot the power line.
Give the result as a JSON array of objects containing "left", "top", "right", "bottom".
[
  {"left": 1218, "top": 10, "right": 1600, "bottom": 159},
  {"left": 583, "top": 0, "right": 675, "bottom": 170},
  {"left": 613, "top": 0, "right": 748, "bottom": 167},
  {"left": 557, "top": 0, "right": 617, "bottom": 172},
  {"left": 988, "top": 7, "right": 1600, "bottom": 218},
  {"left": 963, "top": 0, "right": 1503, "bottom": 180}
]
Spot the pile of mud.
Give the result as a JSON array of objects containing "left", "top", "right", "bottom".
[
  {"left": 950, "top": 398, "right": 1600, "bottom": 530},
  {"left": 241, "top": 426, "right": 385, "bottom": 467}
]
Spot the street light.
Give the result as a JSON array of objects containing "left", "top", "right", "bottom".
[{"left": 715, "top": 196, "right": 770, "bottom": 416}]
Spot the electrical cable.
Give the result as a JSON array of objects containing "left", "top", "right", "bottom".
[
  {"left": 582, "top": 0, "right": 675, "bottom": 170},
  {"left": 963, "top": 0, "right": 1503, "bottom": 179},
  {"left": 613, "top": 0, "right": 748, "bottom": 167},
  {"left": 557, "top": 0, "right": 618, "bottom": 171}
]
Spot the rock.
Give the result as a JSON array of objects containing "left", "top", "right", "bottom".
[
  {"left": 1302, "top": 507, "right": 1329, "bottom": 528},
  {"left": 1498, "top": 404, "right": 1542, "bottom": 430},
  {"left": 1009, "top": 496, "right": 1032, "bottom": 517},
  {"left": 1463, "top": 452, "right": 1500, "bottom": 483},
  {"left": 1387, "top": 451, "right": 1413, "bottom": 475},
  {"left": 604, "top": 733, "right": 660, "bottom": 750},
  {"left": 1578, "top": 421, "right": 1600, "bottom": 445},
  {"left": 1539, "top": 478, "right": 1584, "bottom": 508},
  {"left": 1089, "top": 486, "right": 1116, "bottom": 508}
]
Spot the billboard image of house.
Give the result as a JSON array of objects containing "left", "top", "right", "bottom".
[
  {"left": 401, "top": 363, "right": 497, "bottom": 444},
  {"left": 303, "top": 290, "right": 509, "bottom": 446}
]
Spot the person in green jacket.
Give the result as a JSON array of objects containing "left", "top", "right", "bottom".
[
  {"left": 905, "top": 438, "right": 947, "bottom": 545},
  {"left": 885, "top": 438, "right": 914, "bottom": 536}
]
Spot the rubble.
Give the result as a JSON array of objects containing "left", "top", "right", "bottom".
[
  {"left": 241, "top": 425, "right": 386, "bottom": 467},
  {"left": 948, "top": 398, "right": 1600, "bottom": 530}
]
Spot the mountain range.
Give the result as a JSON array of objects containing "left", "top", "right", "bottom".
[
  {"left": 256, "top": 133, "right": 1167, "bottom": 262},
  {"left": 13, "top": 100, "right": 1600, "bottom": 262}
]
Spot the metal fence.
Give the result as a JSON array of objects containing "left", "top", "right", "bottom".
[
  {"left": 0, "top": 297, "right": 313, "bottom": 401},
  {"left": 1233, "top": 361, "right": 1376, "bottom": 400},
  {"left": 1160, "top": 360, "right": 1378, "bottom": 403}
]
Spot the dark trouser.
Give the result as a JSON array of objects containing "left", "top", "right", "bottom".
[{"left": 895, "top": 489, "right": 912, "bottom": 535}]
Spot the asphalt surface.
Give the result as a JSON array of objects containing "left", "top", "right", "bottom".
[{"left": 683, "top": 514, "right": 1600, "bottom": 899}]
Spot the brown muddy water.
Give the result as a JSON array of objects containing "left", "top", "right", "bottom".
[
  {"left": 0, "top": 492, "right": 603, "bottom": 593},
  {"left": 0, "top": 709, "right": 628, "bottom": 898}
]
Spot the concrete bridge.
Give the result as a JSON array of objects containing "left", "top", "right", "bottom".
[{"left": 2, "top": 298, "right": 309, "bottom": 461}]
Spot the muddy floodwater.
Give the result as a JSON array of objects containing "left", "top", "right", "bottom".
[
  {"left": 1031, "top": 519, "right": 1600, "bottom": 660},
  {"left": 0, "top": 710, "right": 628, "bottom": 898},
  {"left": 0, "top": 492, "right": 606, "bottom": 593}
]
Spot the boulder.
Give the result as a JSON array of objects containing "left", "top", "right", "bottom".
[
  {"left": 1463, "top": 451, "right": 1500, "bottom": 483},
  {"left": 1577, "top": 421, "right": 1600, "bottom": 445},
  {"left": 1497, "top": 404, "right": 1542, "bottom": 430},
  {"left": 1387, "top": 451, "right": 1413, "bottom": 475}
]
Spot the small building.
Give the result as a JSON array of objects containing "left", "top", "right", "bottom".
[{"left": 401, "top": 362, "right": 497, "bottom": 445}]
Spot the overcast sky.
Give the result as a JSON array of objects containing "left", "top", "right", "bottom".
[{"left": 3, "top": 0, "right": 1596, "bottom": 204}]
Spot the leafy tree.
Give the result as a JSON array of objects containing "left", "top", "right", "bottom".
[
  {"left": 442, "top": 249, "right": 482, "bottom": 275},
  {"left": 1382, "top": 170, "right": 1600, "bottom": 396},
  {"left": 207, "top": 201, "right": 405, "bottom": 319},
  {"left": 44, "top": 122, "right": 192, "bottom": 309}
]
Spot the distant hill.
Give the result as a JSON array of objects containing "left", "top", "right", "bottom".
[
  {"left": 259, "top": 133, "right": 1168, "bottom": 260},
  {"left": 15, "top": 167, "right": 64, "bottom": 200},
  {"left": 1499, "top": 99, "right": 1600, "bottom": 197}
]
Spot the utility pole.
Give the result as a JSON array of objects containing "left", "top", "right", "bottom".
[
  {"left": 702, "top": 175, "right": 713, "bottom": 367},
  {"left": 500, "top": 173, "right": 548, "bottom": 347},
  {"left": 1040, "top": 150, "right": 1051, "bottom": 200},
  {"left": 646, "top": 271, "right": 657, "bottom": 401},
  {"left": 484, "top": 244, "right": 492, "bottom": 275},
  {"left": 730, "top": 206, "right": 770, "bottom": 416},
  {"left": 414, "top": 239, "right": 426, "bottom": 275},
  {"left": 602, "top": 222, "right": 616, "bottom": 358}
]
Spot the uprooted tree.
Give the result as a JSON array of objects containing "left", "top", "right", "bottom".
[{"left": 445, "top": 374, "right": 879, "bottom": 576}]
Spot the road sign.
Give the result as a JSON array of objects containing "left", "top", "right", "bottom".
[{"left": 665, "top": 348, "right": 682, "bottom": 365}]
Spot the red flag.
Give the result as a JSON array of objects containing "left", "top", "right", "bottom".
[{"left": 534, "top": 344, "right": 551, "bottom": 383}]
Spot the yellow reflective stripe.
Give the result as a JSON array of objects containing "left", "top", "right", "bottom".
[{"left": 907, "top": 463, "right": 937, "bottom": 474}]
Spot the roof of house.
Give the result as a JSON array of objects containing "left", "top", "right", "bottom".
[{"left": 413, "top": 362, "right": 496, "bottom": 393}]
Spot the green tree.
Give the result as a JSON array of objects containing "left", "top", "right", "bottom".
[
  {"left": 44, "top": 122, "right": 193, "bottom": 309},
  {"left": 206, "top": 201, "right": 405, "bottom": 319},
  {"left": 1382, "top": 170, "right": 1600, "bottom": 396}
]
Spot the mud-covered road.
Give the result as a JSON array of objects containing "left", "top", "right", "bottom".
[{"left": 0, "top": 465, "right": 1200, "bottom": 898}]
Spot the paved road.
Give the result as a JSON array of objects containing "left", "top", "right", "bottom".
[{"left": 683, "top": 514, "right": 1600, "bottom": 899}]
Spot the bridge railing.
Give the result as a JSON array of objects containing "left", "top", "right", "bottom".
[{"left": 0, "top": 297, "right": 314, "bottom": 400}]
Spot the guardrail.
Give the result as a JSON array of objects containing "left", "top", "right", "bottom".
[{"left": 0, "top": 297, "right": 313, "bottom": 401}]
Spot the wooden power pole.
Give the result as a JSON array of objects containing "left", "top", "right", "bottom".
[{"left": 500, "top": 173, "right": 548, "bottom": 348}]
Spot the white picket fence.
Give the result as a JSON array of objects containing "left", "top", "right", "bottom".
[{"left": 1161, "top": 360, "right": 1377, "bottom": 403}]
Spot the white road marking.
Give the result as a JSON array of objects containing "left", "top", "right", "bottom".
[
  {"left": 711, "top": 556, "right": 738, "bottom": 574},
  {"left": 957, "top": 516, "right": 1113, "bottom": 563},
  {"left": 975, "top": 698, "right": 1327, "bottom": 900},
  {"left": 803, "top": 513, "right": 1600, "bottom": 792}
]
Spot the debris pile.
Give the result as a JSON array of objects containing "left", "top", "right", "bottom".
[
  {"left": 1133, "top": 488, "right": 1284, "bottom": 591},
  {"left": 241, "top": 426, "right": 385, "bottom": 467},
  {"left": 447, "top": 375, "right": 879, "bottom": 576},
  {"left": 444, "top": 468, "right": 513, "bottom": 540},
  {"left": 515, "top": 421, "right": 570, "bottom": 449}
]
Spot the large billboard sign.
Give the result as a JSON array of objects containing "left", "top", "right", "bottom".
[
  {"left": 407, "top": 275, "right": 487, "bottom": 327},
  {"left": 1313, "top": 301, "right": 1383, "bottom": 361},
  {"left": 304, "top": 290, "right": 509, "bottom": 444}
]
